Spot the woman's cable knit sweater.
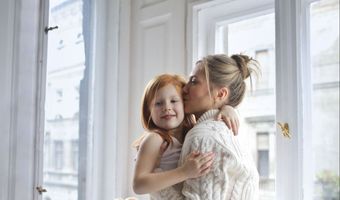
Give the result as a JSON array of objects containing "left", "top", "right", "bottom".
[{"left": 178, "top": 109, "right": 259, "bottom": 200}]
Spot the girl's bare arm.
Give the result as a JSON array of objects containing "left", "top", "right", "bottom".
[
  {"left": 217, "top": 105, "right": 239, "bottom": 135},
  {"left": 133, "top": 133, "right": 214, "bottom": 194}
]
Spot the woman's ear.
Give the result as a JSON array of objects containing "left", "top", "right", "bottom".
[
  {"left": 217, "top": 87, "right": 229, "bottom": 101},
  {"left": 213, "top": 87, "right": 229, "bottom": 108}
]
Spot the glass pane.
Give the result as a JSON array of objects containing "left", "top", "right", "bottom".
[
  {"left": 310, "top": 0, "right": 339, "bottom": 199},
  {"left": 216, "top": 13, "right": 276, "bottom": 199},
  {"left": 43, "top": 0, "right": 85, "bottom": 199}
]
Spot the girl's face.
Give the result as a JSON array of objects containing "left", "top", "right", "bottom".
[
  {"left": 182, "top": 64, "right": 214, "bottom": 118},
  {"left": 150, "top": 84, "right": 185, "bottom": 131}
]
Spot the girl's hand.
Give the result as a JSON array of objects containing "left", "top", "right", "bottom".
[
  {"left": 180, "top": 151, "right": 215, "bottom": 179},
  {"left": 216, "top": 105, "right": 239, "bottom": 135}
]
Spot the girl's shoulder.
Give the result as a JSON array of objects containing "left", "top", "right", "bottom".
[{"left": 138, "top": 131, "right": 164, "bottom": 151}]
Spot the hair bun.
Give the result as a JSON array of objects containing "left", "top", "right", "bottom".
[{"left": 231, "top": 54, "right": 252, "bottom": 79}]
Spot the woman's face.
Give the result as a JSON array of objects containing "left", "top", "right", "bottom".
[{"left": 182, "top": 64, "right": 214, "bottom": 118}]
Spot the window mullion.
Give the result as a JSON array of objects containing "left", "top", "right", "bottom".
[{"left": 275, "top": 0, "right": 312, "bottom": 199}]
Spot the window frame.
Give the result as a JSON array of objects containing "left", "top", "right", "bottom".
[{"left": 187, "top": 0, "right": 315, "bottom": 199}]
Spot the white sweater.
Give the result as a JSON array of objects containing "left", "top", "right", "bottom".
[{"left": 178, "top": 109, "right": 259, "bottom": 200}]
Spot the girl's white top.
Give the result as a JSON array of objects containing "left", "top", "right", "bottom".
[
  {"left": 158, "top": 137, "right": 182, "bottom": 171},
  {"left": 150, "top": 136, "right": 184, "bottom": 200},
  {"left": 178, "top": 109, "right": 259, "bottom": 200}
]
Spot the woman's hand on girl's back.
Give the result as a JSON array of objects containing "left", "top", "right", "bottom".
[{"left": 180, "top": 151, "right": 215, "bottom": 179}]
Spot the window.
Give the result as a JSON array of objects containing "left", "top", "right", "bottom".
[
  {"left": 257, "top": 132, "right": 270, "bottom": 178},
  {"left": 75, "top": 33, "right": 83, "bottom": 44},
  {"left": 54, "top": 141, "right": 64, "bottom": 170},
  {"left": 71, "top": 140, "right": 79, "bottom": 171},
  {"left": 57, "top": 39, "right": 65, "bottom": 50},
  {"left": 215, "top": 13, "right": 276, "bottom": 199},
  {"left": 43, "top": 0, "right": 86, "bottom": 199},
  {"left": 56, "top": 89, "right": 63, "bottom": 102},
  {"left": 310, "top": 0, "right": 339, "bottom": 198},
  {"left": 255, "top": 49, "right": 274, "bottom": 90}
]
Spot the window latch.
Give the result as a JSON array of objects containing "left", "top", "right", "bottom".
[
  {"left": 36, "top": 186, "right": 47, "bottom": 194},
  {"left": 277, "top": 122, "right": 291, "bottom": 139},
  {"left": 45, "top": 26, "right": 59, "bottom": 34}
]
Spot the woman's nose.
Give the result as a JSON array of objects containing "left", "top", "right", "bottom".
[{"left": 182, "top": 83, "right": 189, "bottom": 94}]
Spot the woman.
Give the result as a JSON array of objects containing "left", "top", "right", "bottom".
[{"left": 178, "top": 54, "right": 260, "bottom": 199}]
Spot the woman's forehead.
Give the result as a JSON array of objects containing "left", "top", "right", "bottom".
[{"left": 190, "top": 65, "right": 205, "bottom": 78}]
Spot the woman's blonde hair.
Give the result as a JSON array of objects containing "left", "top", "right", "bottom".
[
  {"left": 197, "top": 54, "right": 260, "bottom": 107},
  {"left": 133, "top": 74, "right": 195, "bottom": 149}
]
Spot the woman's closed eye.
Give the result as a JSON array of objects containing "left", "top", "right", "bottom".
[{"left": 189, "top": 76, "right": 197, "bottom": 84}]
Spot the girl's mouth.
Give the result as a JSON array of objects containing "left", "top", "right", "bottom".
[{"left": 161, "top": 115, "right": 175, "bottom": 119}]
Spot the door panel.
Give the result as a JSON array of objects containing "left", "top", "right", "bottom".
[{"left": 129, "top": 1, "right": 186, "bottom": 197}]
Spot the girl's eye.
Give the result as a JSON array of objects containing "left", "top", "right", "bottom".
[
  {"left": 171, "top": 100, "right": 178, "bottom": 103},
  {"left": 155, "top": 102, "right": 162, "bottom": 106}
]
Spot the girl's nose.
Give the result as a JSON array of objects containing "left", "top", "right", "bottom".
[
  {"left": 164, "top": 107, "right": 171, "bottom": 111},
  {"left": 163, "top": 102, "right": 171, "bottom": 111}
]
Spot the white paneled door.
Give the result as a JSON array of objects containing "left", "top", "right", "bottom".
[{"left": 129, "top": 1, "right": 187, "bottom": 198}]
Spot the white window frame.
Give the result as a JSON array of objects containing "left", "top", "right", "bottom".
[
  {"left": 34, "top": 0, "right": 130, "bottom": 199},
  {"left": 1, "top": 0, "right": 129, "bottom": 199},
  {"left": 187, "top": 0, "right": 315, "bottom": 199}
]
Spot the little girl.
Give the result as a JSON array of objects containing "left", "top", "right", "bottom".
[{"left": 133, "top": 74, "right": 237, "bottom": 199}]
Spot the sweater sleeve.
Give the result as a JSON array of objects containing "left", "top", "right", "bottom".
[{"left": 180, "top": 131, "right": 234, "bottom": 200}]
